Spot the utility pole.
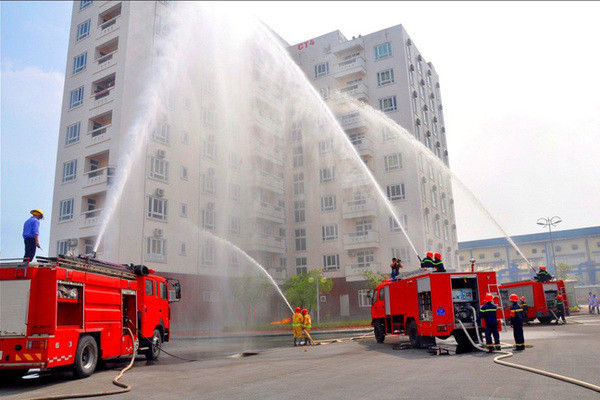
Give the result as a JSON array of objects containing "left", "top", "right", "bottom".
[{"left": 537, "top": 216, "right": 562, "bottom": 272}]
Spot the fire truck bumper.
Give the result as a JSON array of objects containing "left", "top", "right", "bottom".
[{"left": 0, "top": 361, "right": 46, "bottom": 368}]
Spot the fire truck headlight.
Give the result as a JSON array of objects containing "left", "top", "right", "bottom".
[{"left": 26, "top": 340, "right": 47, "bottom": 349}]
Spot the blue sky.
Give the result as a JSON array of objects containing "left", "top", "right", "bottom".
[{"left": 2, "top": 1, "right": 600, "bottom": 258}]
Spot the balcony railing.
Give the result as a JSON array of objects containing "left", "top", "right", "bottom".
[
  {"left": 98, "top": 15, "right": 120, "bottom": 37},
  {"left": 340, "top": 82, "right": 368, "bottom": 101},
  {"left": 256, "top": 139, "right": 284, "bottom": 165},
  {"left": 256, "top": 170, "right": 284, "bottom": 194},
  {"left": 247, "top": 233, "right": 286, "bottom": 253},
  {"left": 96, "top": 50, "right": 118, "bottom": 72},
  {"left": 87, "top": 124, "right": 111, "bottom": 146},
  {"left": 341, "top": 172, "right": 371, "bottom": 189},
  {"left": 338, "top": 112, "right": 365, "bottom": 131},
  {"left": 268, "top": 268, "right": 288, "bottom": 282},
  {"left": 91, "top": 85, "right": 115, "bottom": 108},
  {"left": 351, "top": 137, "right": 374, "bottom": 158},
  {"left": 333, "top": 39, "right": 364, "bottom": 55},
  {"left": 84, "top": 166, "right": 116, "bottom": 187},
  {"left": 255, "top": 201, "right": 285, "bottom": 223},
  {"left": 345, "top": 262, "right": 380, "bottom": 282},
  {"left": 333, "top": 56, "right": 366, "bottom": 79},
  {"left": 342, "top": 198, "right": 377, "bottom": 219},
  {"left": 82, "top": 209, "right": 103, "bottom": 227},
  {"left": 343, "top": 231, "right": 380, "bottom": 250}
]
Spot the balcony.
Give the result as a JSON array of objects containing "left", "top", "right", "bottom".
[
  {"left": 255, "top": 139, "right": 284, "bottom": 166},
  {"left": 342, "top": 198, "right": 378, "bottom": 219},
  {"left": 247, "top": 233, "right": 286, "bottom": 254},
  {"left": 97, "top": 4, "right": 121, "bottom": 38},
  {"left": 254, "top": 201, "right": 285, "bottom": 224},
  {"left": 343, "top": 231, "right": 380, "bottom": 250},
  {"left": 333, "top": 56, "right": 366, "bottom": 80},
  {"left": 82, "top": 209, "right": 103, "bottom": 228},
  {"left": 256, "top": 170, "right": 284, "bottom": 194},
  {"left": 268, "top": 268, "right": 288, "bottom": 284},
  {"left": 84, "top": 166, "right": 116, "bottom": 188},
  {"left": 95, "top": 49, "right": 118, "bottom": 73},
  {"left": 345, "top": 262, "right": 380, "bottom": 282},
  {"left": 339, "top": 82, "right": 368, "bottom": 102},
  {"left": 338, "top": 112, "right": 365, "bottom": 131},
  {"left": 341, "top": 172, "right": 371, "bottom": 189},
  {"left": 352, "top": 137, "right": 374, "bottom": 159},
  {"left": 87, "top": 124, "right": 111, "bottom": 146},
  {"left": 333, "top": 40, "right": 364, "bottom": 56}
]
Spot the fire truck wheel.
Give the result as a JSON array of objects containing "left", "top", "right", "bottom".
[
  {"left": 374, "top": 320, "right": 385, "bottom": 343},
  {"left": 74, "top": 335, "right": 98, "bottom": 378},
  {"left": 538, "top": 317, "right": 552, "bottom": 324},
  {"left": 408, "top": 320, "right": 420, "bottom": 348},
  {"left": 145, "top": 328, "right": 162, "bottom": 360}
]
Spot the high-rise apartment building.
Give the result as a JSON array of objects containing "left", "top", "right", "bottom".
[{"left": 50, "top": 1, "right": 457, "bottom": 322}]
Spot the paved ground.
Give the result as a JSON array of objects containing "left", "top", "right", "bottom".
[{"left": 3, "top": 314, "right": 600, "bottom": 400}]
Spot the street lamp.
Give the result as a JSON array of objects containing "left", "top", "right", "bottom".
[
  {"left": 308, "top": 275, "right": 327, "bottom": 324},
  {"left": 537, "top": 216, "right": 562, "bottom": 271}
]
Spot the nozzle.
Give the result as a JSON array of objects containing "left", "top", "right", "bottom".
[{"left": 91, "top": 251, "right": 97, "bottom": 259}]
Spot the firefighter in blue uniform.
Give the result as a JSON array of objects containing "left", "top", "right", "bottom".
[
  {"left": 509, "top": 293, "right": 525, "bottom": 351},
  {"left": 520, "top": 296, "right": 529, "bottom": 325},
  {"left": 534, "top": 266, "right": 552, "bottom": 282},
  {"left": 555, "top": 294, "right": 567, "bottom": 324},
  {"left": 420, "top": 252, "right": 435, "bottom": 269},
  {"left": 478, "top": 294, "right": 501, "bottom": 353}
]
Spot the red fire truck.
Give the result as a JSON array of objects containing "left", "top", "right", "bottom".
[
  {"left": 370, "top": 270, "right": 500, "bottom": 348},
  {"left": 498, "top": 280, "right": 569, "bottom": 324},
  {"left": 0, "top": 255, "right": 181, "bottom": 380}
]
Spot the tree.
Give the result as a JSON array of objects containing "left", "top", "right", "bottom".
[
  {"left": 283, "top": 269, "right": 332, "bottom": 314},
  {"left": 556, "top": 263, "right": 573, "bottom": 281},
  {"left": 361, "top": 269, "right": 389, "bottom": 290},
  {"left": 230, "top": 273, "right": 273, "bottom": 327}
]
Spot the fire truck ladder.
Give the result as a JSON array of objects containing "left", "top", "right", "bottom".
[{"left": 37, "top": 256, "right": 137, "bottom": 280}]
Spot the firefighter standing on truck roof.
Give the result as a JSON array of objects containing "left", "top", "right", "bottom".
[
  {"left": 555, "top": 294, "right": 567, "bottom": 324},
  {"left": 509, "top": 294, "right": 525, "bottom": 351},
  {"left": 301, "top": 309, "right": 312, "bottom": 345},
  {"left": 420, "top": 252, "right": 434, "bottom": 269},
  {"left": 520, "top": 296, "right": 529, "bottom": 325},
  {"left": 534, "top": 266, "right": 552, "bottom": 282},
  {"left": 432, "top": 253, "right": 446, "bottom": 272},
  {"left": 292, "top": 307, "right": 304, "bottom": 347},
  {"left": 478, "top": 294, "right": 502, "bottom": 353},
  {"left": 23, "top": 209, "right": 44, "bottom": 263}
]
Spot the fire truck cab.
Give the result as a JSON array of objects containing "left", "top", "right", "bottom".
[
  {"left": 0, "top": 255, "right": 181, "bottom": 380},
  {"left": 370, "top": 270, "right": 500, "bottom": 349},
  {"left": 498, "top": 279, "right": 569, "bottom": 324}
]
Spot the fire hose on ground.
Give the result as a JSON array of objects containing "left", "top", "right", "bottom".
[{"left": 456, "top": 312, "right": 600, "bottom": 394}]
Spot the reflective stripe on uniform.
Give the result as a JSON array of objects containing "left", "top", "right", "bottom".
[
  {"left": 292, "top": 323, "right": 302, "bottom": 327},
  {"left": 480, "top": 308, "right": 497, "bottom": 312}
]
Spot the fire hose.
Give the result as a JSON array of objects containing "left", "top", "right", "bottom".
[
  {"left": 28, "top": 327, "right": 137, "bottom": 400},
  {"left": 455, "top": 317, "right": 600, "bottom": 394}
]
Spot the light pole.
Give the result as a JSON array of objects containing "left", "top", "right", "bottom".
[
  {"left": 308, "top": 275, "right": 326, "bottom": 324},
  {"left": 537, "top": 216, "right": 562, "bottom": 272}
]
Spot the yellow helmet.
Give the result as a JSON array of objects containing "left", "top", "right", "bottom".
[{"left": 30, "top": 209, "right": 44, "bottom": 219}]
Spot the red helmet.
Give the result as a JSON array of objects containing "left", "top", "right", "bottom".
[
  {"left": 295, "top": 307, "right": 301, "bottom": 313},
  {"left": 426, "top": 252, "right": 433, "bottom": 258},
  {"left": 557, "top": 295, "right": 563, "bottom": 300},
  {"left": 302, "top": 309, "right": 308, "bottom": 315},
  {"left": 539, "top": 266, "right": 546, "bottom": 271},
  {"left": 434, "top": 253, "right": 441, "bottom": 259},
  {"left": 520, "top": 296, "right": 526, "bottom": 301},
  {"left": 484, "top": 294, "right": 494, "bottom": 302},
  {"left": 510, "top": 294, "right": 519, "bottom": 302}
]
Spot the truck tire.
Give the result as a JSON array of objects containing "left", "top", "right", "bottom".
[
  {"left": 74, "top": 335, "right": 98, "bottom": 378},
  {"left": 144, "top": 328, "right": 161, "bottom": 360},
  {"left": 538, "top": 316, "right": 552, "bottom": 324},
  {"left": 408, "top": 320, "right": 420, "bottom": 348},
  {"left": 374, "top": 320, "right": 385, "bottom": 343}
]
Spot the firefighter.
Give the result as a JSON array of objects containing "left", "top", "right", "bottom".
[
  {"left": 420, "top": 252, "right": 435, "bottom": 269},
  {"left": 478, "top": 294, "right": 501, "bottom": 353},
  {"left": 432, "top": 253, "right": 446, "bottom": 272},
  {"left": 555, "top": 294, "right": 567, "bottom": 324},
  {"left": 292, "top": 307, "right": 304, "bottom": 346},
  {"left": 23, "top": 209, "right": 44, "bottom": 263},
  {"left": 301, "top": 309, "right": 312, "bottom": 345},
  {"left": 390, "top": 258, "right": 403, "bottom": 280},
  {"left": 509, "top": 294, "right": 525, "bottom": 351},
  {"left": 534, "top": 266, "right": 552, "bottom": 282},
  {"left": 520, "top": 296, "right": 529, "bottom": 325}
]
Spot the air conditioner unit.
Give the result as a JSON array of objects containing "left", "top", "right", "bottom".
[
  {"left": 157, "top": 149, "right": 166, "bottom": 158},
  {"left": 347, "top": 251, "right": 355, "bottom": 257},
  {"left": 67, "top": 239, "right": 78, "bottom": 247},
  {"left": 207, "top": 168, "right": 215, "bottom": 175},
  {"left": 207, "top": 202, "right": 215, "bottom": 210},
  {"left": 154, "top": 228, "right": 164, "bottom": 237},
  {"left": 155, "top": 188, "right": 165, "bottom": 197}
]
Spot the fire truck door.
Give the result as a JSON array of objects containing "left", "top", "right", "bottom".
[
  {"left": 384, "top": 286, "right": 391, "bottom": 315},
  {"left": 122, "top": 290, "right": 136, "bottom": 354}
]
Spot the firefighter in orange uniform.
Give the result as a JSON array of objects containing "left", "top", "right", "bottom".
[
  {"left": 301, "top": 309, "right": 312, "bottom": 345},
  {"left": 509, "top": 294, "right": 525, "bottom": 351},
  {"left": 292, "top": 307, "right": 304, "bottom": 346}
]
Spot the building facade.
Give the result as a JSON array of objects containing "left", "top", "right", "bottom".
[{"left": 458, "top": 226, "right": 600, "bottom": 286}]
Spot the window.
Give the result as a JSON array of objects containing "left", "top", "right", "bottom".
[
  {"left": 555, "top": 246, "right": 562, "bottom": 252},
  {"left": 80, "top": 0, "right": 92, "bottom": 10},
  {"left": 406, "top": 43, "right": 412, "bottom": 59},
  {"left": 229, "top": 216, "right": 241, "bottom": 235},
  {"left": 444, "top": 224, "right": 450, "bottom": 241},
  {"left": 202, "top": 242, "right": 215, "bottom": 266},
  {"left": 441, "top": 197, "right": 447, "bottom": 214},
  {"left": 421, "top": 182, "right": 427, "bottom": 201},
  {"left": 291, "top": 122, "right": 302, "bottom": 141},
  {"left": 478, "top": 254, "right": 485, "bottom": 260},
  {"left": 384, "top": 153, "right": 402, "bottom": 171},
  {"left": 572, "top": 244, "right": 579, "bottom": 250},
  {"left": 73, "top": 52, "right": 87, "bottom": 74},
  {"left": 494, "top": 252, "right": 500, "bottom": 258},
  {"left": 146, "top": 280, "right": 154, "bottom": 296},
  {"left": 296, "top": 257, "right": 308, "bottom": 275},
  {"left": 314, "top": 62, "right": 329, "bottom": 78},
  {"left": 411, "top": 96, "right": 418, "bottom": 114},
  {"left": 358, "top": 290, "right": 371, "bottom": 307},
  {"left": 409, "top": 69, "right": 414, "bottom": 86},
  {"left": 375, "top": 42, "right": 392, "bottom": 60},
  {"left": 202, "top": 291, "right": 217, "bottom": 302},
  {"left": 62, "top": 159, "right": 78, "bottom": 183},
  {"left": 202, "top": 173, "right": 216, "bottom": 194},
  {"left": 355, "top": 219, "right": 373, "bottom": 235},
  {"left": 382, "top": 127, "right": 395, "bottom": 142},
  {"left": 320, "top": 195, "right": 337, "bottom": 212},
  {"left": 377, "top": 69, "right": 395, "bottom": 86},
  {"left": 318, "top": 139, "right": 333, "bottom": 155},
  {"left": 357, "top": 250, "right": 374, "bottom": 267},
  {"left": 294, "top": 200, "right": 305, "bottom": 223},
  {"left": 203, "top": 139, "right": 217, "bottom": 160},
  {"left": 295, "top": 228, "right": 307, "bottom": 251},
  {"left": 65, "top": 122, "right": 81, "bottom": 145},
  {"left": 322, "top": 224, "right": 338, "bottom": 241},
  {"left": 419, "top": 85, "right": 425, "bottom": 99},
  {"left": 293, "top": 173, "right": 304, "bottom": 195},
  {"left": 387, "top": 183, "right": 405, "bottom": 201},
  {"left": 379, "top": 96, "right": 397, "bottom": 112},
  {"left": 532, "top": 248, "right": 538, "bottom": 254},
  {"left": 202, "top": 209, "right": 215, "bottom": 231},
  {"left": 229, "top": 183, "right": 240, "bottom": 201},
  {"left": 415, "top": 123, "right": 421, "bottom": 140},
  {"left": 149, "top": 157, "right": 169, "bottom": 181},
  {"left": 76, "top": 19, "right": 91, "bottom": 41},
  {"left": 435, "top": 219, "right": 441, "bottom": 238},
  {"left": 59, "top": 199, "right": 74, "bottom": 221},
  {"left": 319, "top": 87, "right": 330, "bottom": 100},
  {"left": 229, "top": 253, "right": 239, "bottom": 269},
  {"left": 417, "top": 61, "right": 423, "bottom": 75},
  {"left": 181, "top": 166, "right": 188, "bottom": 180},
  {"left": 57, "top": 240, "right": 70, "bottom": 256},
  {"left": 152, "top": 122, "right": 170, "bottom": 144},
  {"left": 424, "top": 213, "right": 430, "bottom": 233},
  {"left": 292, "top": 146, "right": 304, "bottom": 168},
  {"left": 320, "top": 167, "right": 335, "bottom": 183},
  {"left": 179, "top": 242, "right": 187, "bottom": 255},
  {"left": 431, "top": 189, "right": 438, "bottom": 208},
  {"left": 422, "top": 110, "right": 429, "bottom": 126},
  {"left": 146, "top": 237, "right": 166, "bottom": 262},
  {"left": 389, "top": 216, "right": 407, "bottom": 233},
  {"left": 69, "top": 86, "right": 84, "bottom": 109},
  {"left": 323, "top": 254, "right": 340, "bottom": 271},
  {"left": 180, "top": 203, "right": 187, "bottom": 217},
  {"left": 148, "top": 196, "right": 168, "bottom": 220},
  {"left": 426, "top": 75, "right": 432, "bottom": 88}
]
